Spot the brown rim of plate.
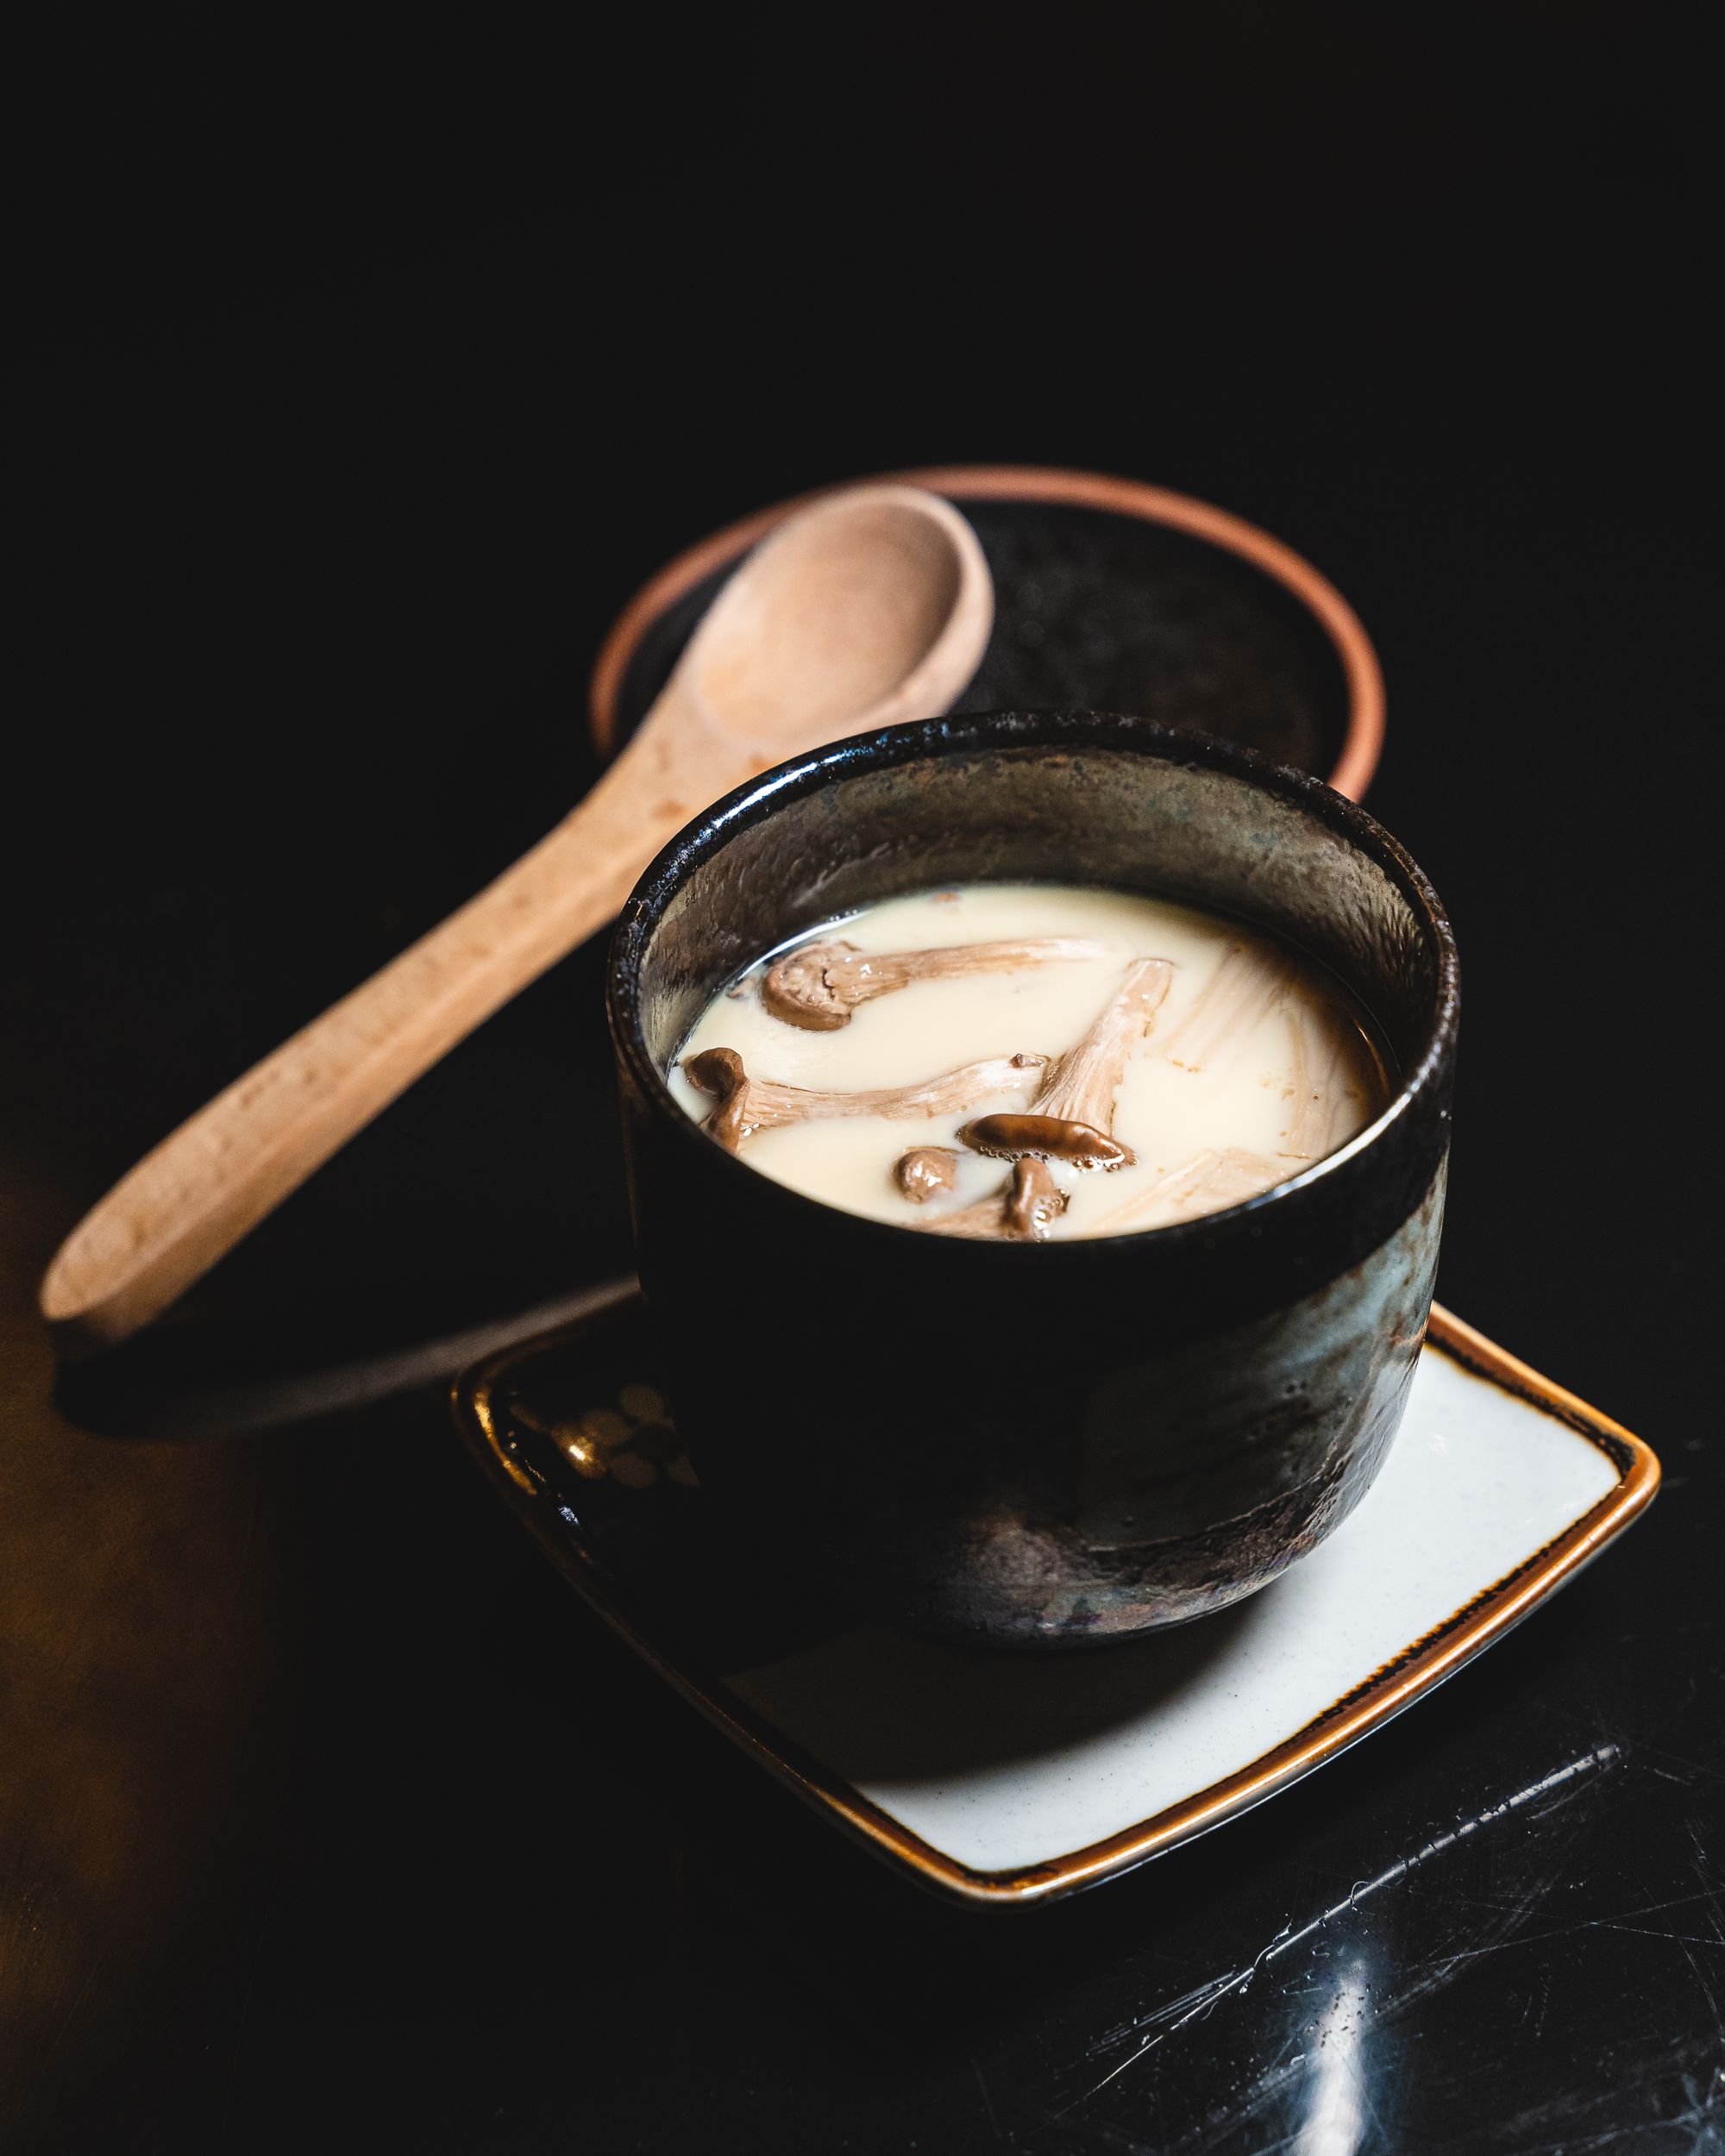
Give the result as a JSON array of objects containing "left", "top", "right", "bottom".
[
  {"left": 450, "top": 1300, "right": 1660, "bottom": 1911},
  {"left": 587, "top": 464, "right": 1388, "bottom": 804}
]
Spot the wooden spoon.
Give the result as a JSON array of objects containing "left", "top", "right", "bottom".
[{"left": 42, "top": 484, "right": 993, "bottom": 1354}]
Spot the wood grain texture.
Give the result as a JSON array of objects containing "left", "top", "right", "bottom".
[{"left": 41, "top": 486, "right": 992, "bottom": 1352}]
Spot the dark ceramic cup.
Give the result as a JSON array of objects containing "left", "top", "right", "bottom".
[{"left": 606, "top": 711, "right": 1458, "bottom": 1650}]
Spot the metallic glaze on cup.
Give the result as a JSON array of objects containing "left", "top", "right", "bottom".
[{"left": 607, "top": 713, "right": 1459, "bottom": 1650}]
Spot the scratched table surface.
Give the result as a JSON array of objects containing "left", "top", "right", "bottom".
[{"left": 8, "top": 23, "right": 1720, "bottom": 2154}]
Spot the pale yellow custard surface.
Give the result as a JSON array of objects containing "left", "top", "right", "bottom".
[{"left": 667, "top": 884, "right": 1389, "bottom": 1239}]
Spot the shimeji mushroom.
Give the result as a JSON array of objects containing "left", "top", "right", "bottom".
[
  {"left": 681, "top": 1046, "right": 1050, "bottom": 1152},
  {"left": 917, "top": 957, "right": 1176, "bottom": 1239},
  {"left": 893, "top": 1146, "right": 961, "bottom": 1201},
  {"left": 919, "top": 1156, "right": 1069, "bottom": 1241},
  {"left": 1026, "top": 958, "right": 1174, "bottom": 1142},
  {"left": 761, "top": 937, "right": 1109, "bottom": 1031},
  {"left": 954, "top": 958, "right": 1174, "bottom": 1176},
  {"left": 955, "top": 1112, "right": 1132, "bottom": 1173}
]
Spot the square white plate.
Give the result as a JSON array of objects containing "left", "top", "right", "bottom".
[{"left": 454, "top": 1297, "right": 1657, "bottom": 1907}]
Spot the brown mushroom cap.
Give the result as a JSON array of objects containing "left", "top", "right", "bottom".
[
  {"left": 957, "top": 1112, "right": 1133, "bottom": 1172},
  {"left": 894, "top": 1146, "right": 961, "bottom": 1201},
  {"left": 759, "top": 941, "right": 858, "bottom": 1031}
]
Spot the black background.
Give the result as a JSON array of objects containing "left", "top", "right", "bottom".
[{"left": 7, "top": 9, "right": 1719, "bottom": 2153}]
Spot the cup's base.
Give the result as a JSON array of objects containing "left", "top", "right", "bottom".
[{"left": 451, "top": 1288, "right": 1655, "bottom": 1905}]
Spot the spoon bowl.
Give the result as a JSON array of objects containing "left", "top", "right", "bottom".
[{"left": 682, "top": 487, "right": 986, "bottom": 752}]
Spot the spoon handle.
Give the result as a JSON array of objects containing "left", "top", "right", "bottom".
[{"left": 41, "top": 711, "right": 740, "bottom": 1354}]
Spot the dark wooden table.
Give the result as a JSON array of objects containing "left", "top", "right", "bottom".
[{"left": 9, "top": 18, "right": 1718, "bottom": 2151}]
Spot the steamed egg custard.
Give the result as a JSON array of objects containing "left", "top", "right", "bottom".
[{"left": 668, "top": 884, "right": 1389, "bottom": 1240}]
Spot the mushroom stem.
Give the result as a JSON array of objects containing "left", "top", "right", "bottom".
[
  {"left": 681, "top": 1047, "right": 1048, "bottom": 1152},
  {"left": 1026, "top": 958, "right": 1174, "bottom": 1140},
  {"left": 919, "top": 1157, "right": 1069, "bottom": 1240},
  {"left": 762, "top": 937, "right": 1110, "bottom": 1031},
  {"left": 935, "top": 957, "right": 1174, "bottom": 1230}
]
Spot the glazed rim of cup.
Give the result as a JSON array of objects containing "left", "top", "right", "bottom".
[
  {"left": 609, "top": 711, "right": 1457, "bottom": 1257},
  {"left": 588, "top": 463, "right": 1387, "bottom": 804}
]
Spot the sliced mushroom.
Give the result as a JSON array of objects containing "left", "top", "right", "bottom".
[
  {"left": 761, "top": 937, "right": 1109, "bottom": 1031},
  {"left": 894, "top": 1146, "right": 960, "bottom": 1201},
  {"left": 1017, "top": 957, "right": 1175, "bottom": 1154},
  {"left": 681, "top": 1046, "right": 1048, "bottom": 1152},
  {"left": 956, "top": 1112, "right": 1132, "bottom": 1172},
  {"left": 1157, "top": 942, "right": 1295, "bottom": 1074},
  {"left": 919, "top": 1156, "right": 1069, "bottom": 1240},
  {"left": 1279, "top": 997, "right": 1387, "bottom": 1161},
  {"left": 1095, "top": 1147, "right": 1285, "bottom": 1235},
  {"left": 1280, "top": 1000, "right": 1339, "bottom": 1161}
]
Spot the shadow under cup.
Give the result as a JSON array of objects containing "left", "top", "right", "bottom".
[{"left": 607, "top": 713, "right": 1459, "bottom": 1650}]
